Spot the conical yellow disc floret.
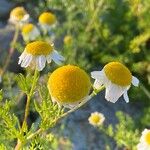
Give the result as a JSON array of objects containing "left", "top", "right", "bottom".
[
  {"left": 104, "top": 62, "right": 132, "bottom": 86},
  {"left": 25, "top": 41, "right": 53, "bottom": 55},
  {"left": 39, "top": 12, "right": 56, "bottom": 25},
  {"left": 48, "top": 65, "right": 91, "bottom": 103},
  {"left": 22, "top": 23, "right": 34, "bottom": 34},
  {"left": 10, "top": 7, "right": 27, "bottom": 20},
  {"left": 145, "top": 132, "right": 150, "bottom": 145}
]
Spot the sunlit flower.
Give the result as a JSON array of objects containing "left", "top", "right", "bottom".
[
  {"left": 91, "top": 62, "right": 139, "bottom": 103},
  {"left": 88, "top": 112, "right": 105, "bottom": 127},
  {"left": 64, "top": 35, "right": 73, "bottom": 45},
  {"left": 18, "top": 41, "right": 64, "bottom": 71},
  {"left": 39, "top": 12, "right": 56, "bottom": 32},
  {"left": 21, "top": 23, "right": 40, "bottom": 42},
  {"left": 9, "top": 7, "right": 29, "bottom": 25},
  {"left": 137, "top": 129, "right": 150, "bottom": 150},
  {"left": 47, "top": 65, "right": 91, "bottom": 108}
]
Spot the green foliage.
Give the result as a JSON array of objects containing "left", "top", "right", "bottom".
[
  {"left": 101, "top": 111, "right": 140, "bottom": 150},
  {"left": 0, "top": 98, "right": 22, "bottom": 148},
  {"left": 34, "top": 85, "right": 64, "bottom": 130}
]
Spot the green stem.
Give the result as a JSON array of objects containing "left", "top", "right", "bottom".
[
  {"left": 60, "top": 85, "right": 105, "bottom": 118},
  {"left": 26, "top": 86, "right": 105, "bottom": 141},
  {"left": 22, "top": 69, "right": 38, "bottom": 129},
  {"left": 1, "top": 25, "right": 19, "bottom": 77},
  {"left": 140, "top": 84, "right": 150, "bottom": 100},
  {"left": 15, "top": 70, "right": 38, "bottom": 150}
]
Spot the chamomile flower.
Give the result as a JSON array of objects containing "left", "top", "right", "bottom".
[
  {"left": 64, "top": 35, "right": 73, "bottom": 45},
  {"left": 91, "top": 62, "right": 139, "bottom": 103},
  {"left": 47, "top": 65, "right": 91, "bottom": 108},
  {"left": 88, "top": 112, "right": 105, "bottom": 127},
  {"left": 9, "top": 7, "right": 29, "bottom": 25},
  {"left": 137, "top": 129, "right": 150, "bottom": 150},
  {"left": 21, "top": 23, "right": 40, "bottom": 42},
  {"left": 18, "top": 41, "right": 64, "bottom": 71},
  {"left": 39, "top": 12, "right": 56, "bottom": 32}
]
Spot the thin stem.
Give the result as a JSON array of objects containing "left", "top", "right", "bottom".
[
  {"left": 60, "top": 86, "right": 105, "bottom": 118},
  {"left": 22, "top": 69, "right": 38, "bottom": 129},
  {"left": 140, "top": 84, "right": 150, "bottom": 100},
  {"left": 1, "top": 25, "right": 19, "bottom": 77},
  {"left": 15, "top": 70, "right": 38, "bottom": 150},
  {"left": 27, "top": 128, "right": 43, "bottom": 140},
  {"left": 26, "top": 86, "right": 105, "bottom": 141}
]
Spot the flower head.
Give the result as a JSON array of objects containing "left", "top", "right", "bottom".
[
  {"left": 91, "top": 62, "right": 139, "bottom": 103},
  {"left": 9, "top": 7, "right": 29, "bottom": 25},
  {"left": 137, "top": 129, "right": 150, "bottom": 150},
  {"left": 88, "top": 112, "right": 105, "bottom": 127},
  {"left": 39, "top": 12, "right": 56, "bottom": 32},
  {"left": 18, "top": 41, "right": 64, "bottom": 71},
  {"left": 48, "top": 65, "right": 91, "bottom": 108},
  {"left": 21, "top": 23, "right": 40, "bottom": 42},
  {"left": 64, "top": 35, "right": 73, "bottom": 45}
]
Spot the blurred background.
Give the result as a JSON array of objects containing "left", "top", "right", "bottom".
[{"left": 0, "top": 0, "right": 150, "bottom": 149}]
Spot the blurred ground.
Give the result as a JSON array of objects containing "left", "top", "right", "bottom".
[{"left": 64, "top": 92, "right": 141, "bottom": 150}]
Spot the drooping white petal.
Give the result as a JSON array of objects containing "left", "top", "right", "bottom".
[
  {"left": 20, "top": 54, "right": 33, "bottom": 68},
  {"left": 91, "top": 71, "right": 103, "bottom": 79},
  {"left": 18, "top": 51, "right": 27, "bottom": 64},
  {"left": 46, "top": 54, "right": 52, "bottom": 63},
  {"left": 123, "top": 90, "right": 129, "bottom": 103},
  {"left": 51, "top": 50, "right": 65, "bottom": 65},
  {"left": 132, "top": 76, "right": 139, "bottom": 87},
  {"left": 105, "top": 83, "right": 127, "bottom": 103},
  {"left": 137, "top": 143, "right": 150, "bottom": 150},
  {"left": 36, "top": 55, "right": 46, "bottom": 71},
  {"left": 93, "top": 79, "right": 103, "bottom": 89}
]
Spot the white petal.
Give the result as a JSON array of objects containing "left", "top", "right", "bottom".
[
  {"left": 105, "top": 83, "right": 127, "bottom": 103},
  {"left": 46, "top": 54, "right": 52, "bottom": 63},
  {"left": 20, "top": 54, "right": 33, "bottom": 68},
  {"left": 18, "top": 51, "right": 27, "bottom": 64},
  {"left": 51, "top": 50, "right": 65, "bottom": 65},
  {"left": 93, "top": 79, "right": 103, "bottom": 89},
  {"left": 36, "top": 55, "right": 46, "bottom": 71},
  {"left": 123, "top": 90, "right": 129, "bottom": 103},
  {"left": 132, "top": 76, "right": 139, "bottom": 87},
  {"left": 137, "top": 143, "right": 150, "bottom": 150},
  {"left": 91, "top": 71, "right": 103, "bottom": 79}
]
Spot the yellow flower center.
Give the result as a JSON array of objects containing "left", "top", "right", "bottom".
[
  {"left": 39, "top": 12, "right": 56, "bottom": 25},
  {"left": 25, "top": 41, "right": 53, "bottom": 55},
  {"left": 90, "top": 114, "right": 101, "bottom": 124},
  {"left": 64, "top": 35, "right": 73, "bottom": 45},
  {"left": 22, "top": 24, "right": 34, "bottom": 34},
  {"left": 48, "top": 65, "right": 91, "bottom": 103},
  {"left": 104, "top": 62, "right": 132, "bottom": 86},
  {"left": 10, "top": 7, "right": 27, "bottom": 20},
  {"left": 145, "top": 132, "right": 150, "bottom": 145}
]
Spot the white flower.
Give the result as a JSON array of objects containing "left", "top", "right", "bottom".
[
  {"left": 91, "top": 62, "right": 139, "bottom": 103},
  {"left": 137, "top": 129, "right": 150, "bottom": 150},
  {"left": 18, "top": 41, "right": 64, "bottom": 71},
  {"left": 88, "top": 112, "right": 105, "bottom": 126},
  {"left": 9, "top": 7, "right": 29, "bottom": 26},
  {"left": 21, "top": 23, "right": 40, "bottom": 42},
  {"left": 38, "top": 12, "right": 56, "bottom": 33}
]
